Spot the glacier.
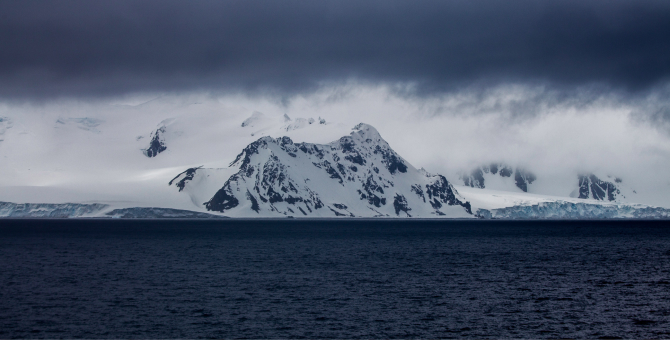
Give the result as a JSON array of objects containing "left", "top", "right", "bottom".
[
  {"left": 0, "top": 202, "right": 227, "bottom": 218},
  {"left": 0, "top": 202, "right": 108, "bottom": 218},
  {"left": 476, "top": 201, "right": 670, "bottom": 219},
  {"left": 2, "top": 199, "right": 668, "bottom": 219}
]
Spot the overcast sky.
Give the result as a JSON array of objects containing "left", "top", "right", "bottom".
[{"left": 1, "top": 0, "right": 669, "bottom": 99}]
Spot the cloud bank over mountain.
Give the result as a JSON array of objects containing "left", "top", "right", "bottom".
[{"left": 1, "top": 86, "right": 669, "bottom": 199}]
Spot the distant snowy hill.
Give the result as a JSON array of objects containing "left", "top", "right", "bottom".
[
  {"left": 170, "top": 123, "right": 472, "bottom": 217},
  {"left": 241, "top": 111, "right": 267, "bottom": 128}
]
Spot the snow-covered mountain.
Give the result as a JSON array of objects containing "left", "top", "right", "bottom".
[
  {"left": 0, "top": 93, "right": 667, "bottom": 218},
  {"left": 169, "top": 123, "right": 472, "bottom": 217}
]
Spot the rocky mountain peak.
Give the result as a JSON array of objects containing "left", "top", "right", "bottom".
[
  {"left": 351, "top": 123, "right": 383, "bottom": 143},
  {"left": 142, "top": 125, "right": 167, "bottom": 158},
  {"left": 577, "top": 173, "right": 622, "bottom": 201}
]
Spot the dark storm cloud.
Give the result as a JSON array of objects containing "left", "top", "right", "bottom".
[{"left": 1, "top": 0, "right": 670, "bottom": 98}]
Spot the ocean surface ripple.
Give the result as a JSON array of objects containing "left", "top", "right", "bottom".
[{"left": 0, "top": 219, "right": 669, "bottom": 338}]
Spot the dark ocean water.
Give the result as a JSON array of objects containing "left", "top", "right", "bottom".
[{"left": 1, "top": 219, "right": 669, "bottom": 339}]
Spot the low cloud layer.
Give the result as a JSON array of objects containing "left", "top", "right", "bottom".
[
  {"left": 2, "top": 84, "right": 668, "bottom": 187},
  {"left": 1, "top": 0, "right": 670, "bottom": 99}
]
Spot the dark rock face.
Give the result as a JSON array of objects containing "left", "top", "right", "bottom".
[
  {"left": 328, "top": 207, "right": 347, "bottom": 216},
  {"left": 246, "top": 190, "right": 260, "bottom": 213},
  {"left": 461, "top": 163, "right": 535, "bottom": 192},
  {"left": 578, "top": 174, "right": 621, "bottom": 201},
  {"left": 143, "top": 126, "right": 167, "bottom": 157},
  {"left": 345, "top": 153, "right": 365, "bottom": 166},
  {"left": 411, "top": 184, "right": 425, "bottom": 202},
  {"left": 463, "top": 168, "right": 485, "bottom": 188},
  {"left": 514, "top": 168, "right": 537, "bottom": 192},
  {"left": 315, "top": 160, "right": 343, "bottom": 184},
  {"left": 393, "top": 194, "right": 411, "bottom": 216},
  {"left": 168, "top": 167, "right": 201, "bottom": 192},
  {"left": 360, "top": 175, "right": 386, "bottom": 207},
  {"left": 499, "top": 166, "right": 513, "bottom": 177},
  {"left": 425, "top": 175, "right": 472, "bottom": 214},
  {"left": 205, "top": 177, "right": 241, "bottom": 212},
  {"left": 374, "top": 145, "right": 408, "bottom": 174}
]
